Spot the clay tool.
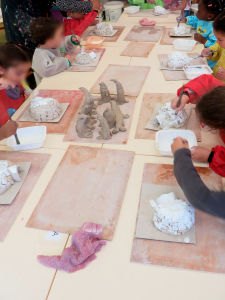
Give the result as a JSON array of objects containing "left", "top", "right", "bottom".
[{"left": 9, "top": 118, "right": 20, "bottom": 145}]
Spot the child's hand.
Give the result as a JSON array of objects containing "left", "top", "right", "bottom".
[
  {"left": 171, "top": 137, "right": 189, "bottom": 154},
  {"left": 171, "top": 94, "right": 189, "bottom": 111},
  {"left": 194, "top": 33, "right": 207, "bottom": 45},
  {"left": 191, "top": 146, "right": 211, "bottom": 163},
  {"left": 215, "top": 67, "right": 225, "bottom": 80},
  {"left": 0, "top": 120, "right": 18, "bottom": 140},
  {"left": 0, "top": 78, "right": 15, "bottom": 90},
  {"left": 65, "top": 54, "right": 75, "bottom": 64},
  {"left": 71, "top": 35, "right": 80, "bottom": 44},
  {"left": 201, "top": 48, "right": 213, "bottom": 57}
]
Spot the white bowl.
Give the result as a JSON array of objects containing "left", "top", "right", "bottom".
[
  {"left": 155, "top": 129, "right": 197, "bottom": 156},
  {"left": 173, "top": 39, "right": 197, "bottom": 51},
  {"left": 124, "top": 6, "right": 140, "bottom": 14},
  {"left": 7, "top": 126, "right": 47, "bottom": 151},
  {"left": 184, "top": 65, "right": 213, "bottom": 80}
]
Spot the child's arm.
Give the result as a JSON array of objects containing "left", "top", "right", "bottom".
[
  {"left": 0, "top": 120, "right": 18, "bottom": 140},
  {"left": 186, "top": 15, "right": 198, "bottom": 29},
  {"left": 204, "top": 32, "right": 217, "bottom": 48},
  {"left": 67, "top": 11, "right": 98, "bottom": 37},
  {"left": 172, "top": 141, "right": 225, "bottom": 219},
  {"left": 208, "top": 146, "right": 225, "bottom": 177},
  {"left": 176, "top": 74, "right": 224, "bottom": 104},
  {"left": 33, "top": 51, "right": 71, "bottom": 78}
]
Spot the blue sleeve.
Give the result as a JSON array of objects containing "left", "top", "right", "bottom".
[
  {"left": 186, "top": 15, "right": 198, "bottom": 28},
  {"left": 205, "top": 31, "right": 217, "bottom": 48}
]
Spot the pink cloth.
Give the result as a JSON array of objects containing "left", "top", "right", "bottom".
[{"left": 38, "top": 223, "right": 106, "bottom": 273}]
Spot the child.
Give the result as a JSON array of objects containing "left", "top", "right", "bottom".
[
  {"left": 31, "top": 17, "right": 80, "bottom": 84},
  {"left": 171, "top": 74, "right": 225, "bottom": 177},
  {"left": 0, "top": 121, "right": 18, "bottom": 140},
  {"left": 171, "top": 137, "right": 225, "bottom": 219},
  {"left": 182, "top": 0, "right": 224, "bottom": 48},
  {"left": 0, "top": 43, "right": 31, "bottom": 127},
  {"left": 61, "top": 0, "right": 101, "bottom": 37},
  {"left": 202, "top": 10, "right": 225, "bottom": 81}
]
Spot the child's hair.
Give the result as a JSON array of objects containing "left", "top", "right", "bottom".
[
  {"left": 196, "top": 86, "right": 225, "bottom": 129},
  {"left": 0, "top": 43, "right": 31, "bottom": 69},
  {"left": 202, "top": 0, "right": 225, "bottom": 14},
  {"left": 30, "top": 17, "right": 62, "bottom": 45},
  {"left": 214, "top": 10, "right": 225, "bottom": 32}
]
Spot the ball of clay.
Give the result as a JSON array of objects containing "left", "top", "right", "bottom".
[
  {"left": 29, "top": 97, "right": 62, "bottom": 122},
  {"left": 173, "top": 24, "right": 191, "bottom": 35},
  {"left": 95, "top": 22, "right": 114, "bottom": 36},
  {"left": 0, "top": 160, "right": 21, "bottom": 195},
  {"left": 139, "top": 18, "right": 156, "bottom": 27},
  {"left": 154, "top": 6, "right": 167, "bottom": 15},
  {"left": 75, "top": 51, "right": 93, "bottom": 65},
  {"left": 167, "top": 52, "right": 191, "bottom": 69},
  {"left": 154, "top": 102, "right": 187, "bottom": 129},
  {"left": 150, "top": 192, "right": 195, "bottom": 235}
]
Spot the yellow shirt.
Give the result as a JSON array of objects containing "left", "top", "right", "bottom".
[{"left": 210, "top": 43, "right": 225, "bottom": 75}]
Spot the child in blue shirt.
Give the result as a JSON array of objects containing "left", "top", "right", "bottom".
[
  {"left": 183, "top": 0, "right": 225, "bottom": 68},
  {"left": 185, "top": 0, "right": 225, "bottom": 47}
]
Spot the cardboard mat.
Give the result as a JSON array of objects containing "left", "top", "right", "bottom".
[
  {"left": 27, "top": 146, "right": 134, "bottom": 240},
  {"left": 160, "top": 28, "right": 193, "bottom": 45},
  {"left": 64, "top": 96, "right": 136, "bottom": 144},
  {"left": 135, "top": 93, "right": 201, "bottom": 141},
  {"left": 0, "top": 151, "right": 50, "bottom": 241},
  {"left": 16, "top": 90, "right": 83, "bottom": 134},
  {"left": 135, "top": 183, "right": 196, "bottom": 244},
  {"left": 68, "top": 48, "right": 105, "bottom": 72},
  {"left": 91, "top": 64, "right": 150, "bottom": 97},
  {"left": 82, "top": 26, "right": 125, "bottom": 42},
  {"left": 0, "top": 162, "right": 31, "bottom": 205},
  {"left": 158, "top": 54, "right": 208, "bottom": 81},
  {"left": 124, "top": 26, "right": 164, "bottom": 42},
  {"left": 121, "top": 42, "right": 154, "bottom": 57},
  {"left": 131, "top": 163, "right": 225, "bottom": 273}
]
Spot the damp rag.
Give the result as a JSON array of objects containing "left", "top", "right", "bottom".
[{"left": 38, "top": 223, "right": 106, "bottom": 273}]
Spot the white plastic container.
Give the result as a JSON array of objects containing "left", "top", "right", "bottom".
[
  {"left": 184, "top": 65, "right": 213, "bottom": 80},
  {"left": 104, "top": 1, "right": 124, "bottom": 22},
  {"left": 155, "top": 129, "right": 197, "bottom": 156},
  {"left": 124, "top": 6, "right": 140, "bottom": 14},
  {"left": 173, "top": 39, "right": 197, "bottom": 51},
  {"left": 7, "top": 126, "right": 46, "bottom": 151}
]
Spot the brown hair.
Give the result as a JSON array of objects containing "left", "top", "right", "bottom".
[
  {"left": 30, "top": 17, "right": 62, "bottom": 45},
  {"left": 0, "top": 43, "right": 30, "bottom": 69},
  {"left": 196, "top": 86, "right": 225, "bottom": 129}
]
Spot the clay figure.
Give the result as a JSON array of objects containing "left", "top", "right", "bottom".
[
  {"left": 103, "top": 108, "right": 116, "bottom": 129},
  {"left": 111, "top": 79, "right": 128, "bottom": 105},
  {"left": 110, "top": 101, "right": 129, "bottom": 134},
  {"left": 99, "top": 82, "right": 112, "bottom": 105},
  {"left": 76, "top": 114, "right": 95, "bottom": 138},
  {"left": 79, "top": 87, "right": 97, "bottom": 115},
  {"left": 97, "top": 114, "right": 112, "bottom": 140}
]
